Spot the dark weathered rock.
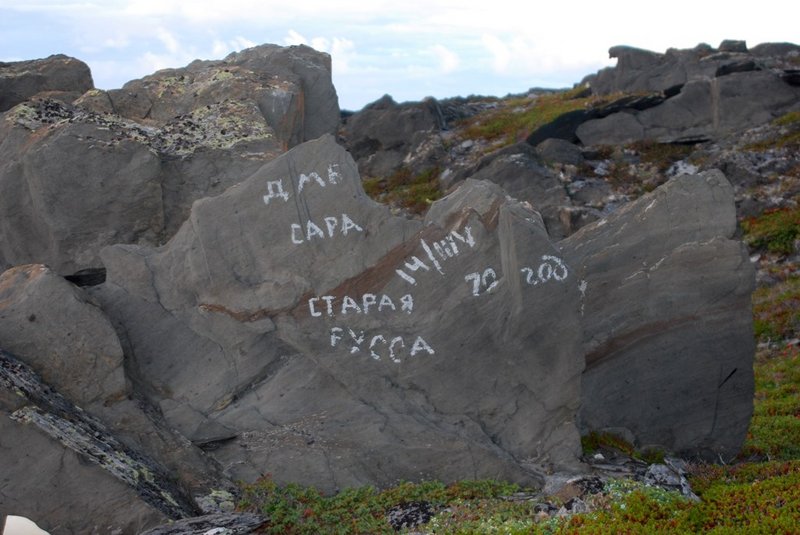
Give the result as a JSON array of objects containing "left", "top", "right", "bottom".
[
  {"left": 535, "top": 138, "right": 584, "bottom": 166},
  {"left": 526, "top": 94, "right": 665, "bottom": 146},
  {"left": 466, "top": 145, "right": 572, "bottom": 239},
  {"left": 340, "top": 95, "right": 446, "bottom": 178},
  {"left": 92, "top": 134, "right": 585, "bottom": 493},
  {"left": 0, "top": 348, "right": 186, "bottom": 534},
  {"left": 0, "top": 265, "right": 234, "bottom": 533},
  {"left": 0, "top": 43, "right": 341, "bottom": 273},
  {"left": 0, "top": 264, "right": 128, "bottom": 406},
  {"left": 106, "top": 44, "right": 338, "bottom": 148},
  {"left": 576, "top": 71, "right": 800, "bottom": 145},
  {"left": 0, "top": 103, "right": 164, "bottom": 274},
  {"left": 560, "top": 169, "right": 755, "bottom": 459},
  {"left": 583, "top": 41, "right": 800, "bottom": 98},
  {"left": 718, "top": 39, "right": 748, "bottom": 53},
  {"left": 137, "top": 512, "right": 267, "bottom": 535},
  {"left": 0, "top": 412, "right": 168, "bottom": 534},
  {"left": 386, "top": 501, "right": 435, "bottom": 531},
  {"left": 0, "top": 55, "right": 93, "bottom": 112}
]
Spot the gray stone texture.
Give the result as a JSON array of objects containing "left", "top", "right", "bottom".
[
  {"left": 340, "top": 95, "right": 447, "bottom": 178},
  {"left": 92, "top": 134, "right": 585, "bottom": 493},
  {"left": 0, "top": 55, "right": 93, "bottom": 112},
  {"left": 577, "top": 72, "right": 800, "bottom": 145},
  {"left": 0, "top": 265, "right": 230, "bottom": 534},
  {"left": 560, "top": 170, "right": 755, "bottom": 459},
  {"left": 0, "top": 44, "right": 340, "bottom": 274},
  {"left": 576, "top": 41, "right": 800, "bottom": 145}
]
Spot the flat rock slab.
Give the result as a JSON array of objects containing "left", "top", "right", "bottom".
[
  {"left": 560, "top": 169, "right": 755, "bottom": 458},
  {"left": 94, "top": 134, "right": 585, "bottom": 492}
]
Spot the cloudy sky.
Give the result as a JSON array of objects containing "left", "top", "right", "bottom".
[{"left": 1, "top": 1, "right": 797, "bottom": 110}]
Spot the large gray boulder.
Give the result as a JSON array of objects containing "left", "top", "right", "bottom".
[
  {"left": 465, "top": 144, "right": 573, "bottom": 239},
  {"left": 90, "top": 134, "right": 585, "bottom": 492},
  {"left": 0, "top": 103, "right": 164, "bottom": 274},
  {"left": 0, "top": 265, "right": 232, "bottom": 534},
  {"left": 0, "top": 55, "right": 93, "bottom": 112},
  {"left": 0, "top": 43, "right": 341, "bottom": 274},
  {"left": 97, "top": 44, "right": 339, "bottom": 148},
  {"left": 340, "top": 95, "right": 447, "bottom": 179},
  {"left": 560, "top": 169, "right": 755, "bottom": 459},
  {"left": 0, "top": 264, "right": 128, "bottom": 407}
]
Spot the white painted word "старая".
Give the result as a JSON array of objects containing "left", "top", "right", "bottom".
[{"left": 308, "top": 293, "right": 414, "bottom": 317}]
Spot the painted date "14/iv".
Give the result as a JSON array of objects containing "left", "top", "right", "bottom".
[{"left": 465, "top": 255, "right": 569, "bottom": 296}]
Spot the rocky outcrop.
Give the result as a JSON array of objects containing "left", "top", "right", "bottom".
[
  {"left": 0, "top": 40, "right": 765, "bottom": 532},
  {"left": 583, "top": 40, "right": 800, "bottom": 96},
  {"left": 575, "top": 41, "right": 800, "bottom": 145},
  {"left": 0, "top": 55, "right": 93, "bottom": 112},
  {"left": 90, "top": 134, "right": 585, "bottom": 493},
  {"left": 94, "top": 44, "right": 339, "bottom": 147},
  {"left": 0, "top": 265, "right": 232, "bottom": 534},
  {"left": 0, "top": 44, "right": 340, "bottom": 275},
  {"left": 138, "top": 512, "right": 267, "bottom": 535},
  {"left": 576, "top": 71, "right": 800, "bottom": 145},
  {"left": 560, "top": 170, "right": 755, "bottom": 459},
  {"left": 339, "top": 94, "right": 447, "bottom": 178}
]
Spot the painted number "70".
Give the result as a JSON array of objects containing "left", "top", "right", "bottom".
[{"left": 464, "top": 268, "right": 499, "bottom": 296}]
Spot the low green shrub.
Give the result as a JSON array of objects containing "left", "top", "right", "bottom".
[
  {"left": 363, "top": 166, "right": 442, "bottom": 214},
  {"left": 741, "top": 206, "right": 800, "bottom": 256},
  {"left": 751, "top": 276, "right": 800, "bottom": 341}
]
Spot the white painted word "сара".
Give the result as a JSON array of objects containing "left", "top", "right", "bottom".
[
  {"left": 330, "top": 327, "right": 434, "bottom": 363},
  {"left": 291, "top": 213, "right": 363, "bottom": 244},
  {"left": 309, "top": 293, "right": 414, "bottom": 317},
  {"left": 263, "top": 163, "right": 342, "bottom": 205},
  {"left": 396, "top": 226, "right": 476, "bottom": 285}
]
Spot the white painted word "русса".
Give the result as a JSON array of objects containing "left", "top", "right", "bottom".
[
  {"left": 330, "top": 327, "right": 435, "bottom": 363},
  {"left": 309, "top": 293, "right": 414, "bottom": 317}
]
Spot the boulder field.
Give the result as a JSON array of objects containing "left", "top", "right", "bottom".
[{"left": 0, "top": 40, "right": 769, "bottom": 533}]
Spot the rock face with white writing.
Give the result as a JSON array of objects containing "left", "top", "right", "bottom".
[
  {"left": 90, "top": 133, "right": 584, "bottom": 492},
  {"left": 0, "top": 44, "right": 339, "bottom": 275},
  {"left": 560, "top": 169, "right": 755, "bottom": 459}
]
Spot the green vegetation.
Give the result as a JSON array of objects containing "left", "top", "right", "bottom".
[
  {"left": 458, "top": 88, "right": 603, "bottom": 148},
  {"left": 745, "top": 111, "right": 800, "bottom": 151},
  {"left": 752, "top": 275, "right": 800, "bottom": 341},
  {"left": 741, "top": 205, "right": 800, "bottom": 255},
  {"left": 238, "top": 478, "right": 523, "bottom": 534},
  {"left": 363, "top": 166, "right": 442, "bottom": 214},
  {"left": 581, "top": 431, "right": 665, "bottom": 465},
  {"left": 628, "top": 139, "right": 695, "bottom": 172},
  {"left": 744, "top": 345, "right": 800, "bottom": 460}
]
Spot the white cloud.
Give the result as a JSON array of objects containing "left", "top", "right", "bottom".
[
  {"left": 156, "top": 27, "right": 180, "bottom": 54},
  {"left": 283, "top": 29, "right": 307, "bottom": 46},
  {"left": 481, "top": 34, "right": 510, "bottom": 73},
  {"left": 282, "top": 31, "right": 356, "bottom": 75},
  {"left": 4, "top": 0, "right": 800, "bottom": 109},
  {"left": 211, "top": 36, "right": 257, "bottom": 58},
  {"left": 431, "top": 44, "right": 459, "bottom": 74}
]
